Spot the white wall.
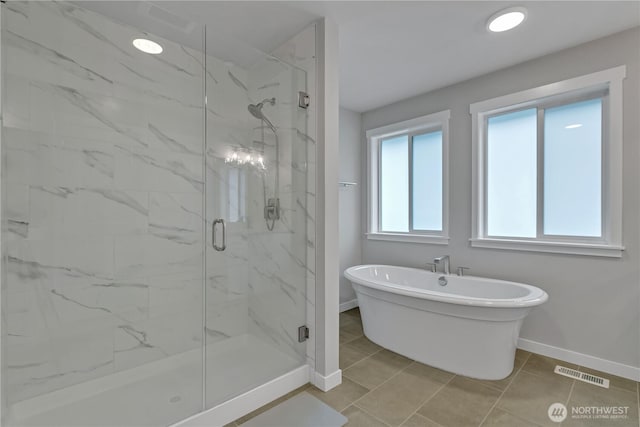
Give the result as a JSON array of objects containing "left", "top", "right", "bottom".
[
  {"left": 361, "top": 28, "right": 640, "bottom": 376},
  {"left": 313, "top": 18, "right": 341, "bottom": 390},
  {"left": 338, "top": 108, "right": 362, "bottom": 307}
]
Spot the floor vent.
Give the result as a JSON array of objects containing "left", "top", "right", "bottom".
[{"left": 554, "top": 365, "right": 610, "bottom": 388}]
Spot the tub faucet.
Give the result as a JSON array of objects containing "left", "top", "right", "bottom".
[{"left": 434, "top": 255, "right": 450, "bottom": 275}]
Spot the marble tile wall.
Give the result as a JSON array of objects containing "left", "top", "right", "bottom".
[
  {"left": 2, "top": 0, "right": 317, "bottom": 409},
  {"left": 242, "top": 57, "right": 309, "bottom": 364},
  {"left": 271, "top": 25, "right": 318, "bottom": 373},
  {"left": 2, "top": 1, "right": 238, "bottom": 404}
]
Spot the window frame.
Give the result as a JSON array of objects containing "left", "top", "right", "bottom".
[
  {"left": 366, "top": 110, "right": 450, "bottom": 244},
  {"left": 470, "top": 66, "right": 626, "bottom": 257}
]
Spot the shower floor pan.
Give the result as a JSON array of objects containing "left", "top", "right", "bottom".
[{"left": 9, "top": 334, "right": 302, "bottom": 427}]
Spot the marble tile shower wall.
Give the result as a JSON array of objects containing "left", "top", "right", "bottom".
[
  {"left": 243, "top": 57, "right": 310, "bottom": 363},
  {"left": 2, "top": 2, "right": 251, "bottom": 403},
  {"left": 271, "top": 26, "right": 317, "bottom": 371}
]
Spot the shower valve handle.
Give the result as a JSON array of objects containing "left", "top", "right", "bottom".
[{"left": 212, "top": 219, "right": 226, "bottom": 251}]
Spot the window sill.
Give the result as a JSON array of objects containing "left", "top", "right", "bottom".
[
  {"left": 469, "top": 238, "right": 624, "bottom": 258},
  {"left": 367, "top": 232, "right": 449, "bottom": 245}
]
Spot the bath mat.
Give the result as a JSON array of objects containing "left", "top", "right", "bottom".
[{"left": 239, "top": 392, "right": 347, "bottom": 427}]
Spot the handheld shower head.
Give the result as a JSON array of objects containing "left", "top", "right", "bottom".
[{"left": 248, "top": 98, "right": 277, "bottom": 133}]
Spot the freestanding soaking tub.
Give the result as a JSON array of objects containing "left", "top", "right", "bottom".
[{"left": 344, "top": 265, "right": 548, "bottom": 380}]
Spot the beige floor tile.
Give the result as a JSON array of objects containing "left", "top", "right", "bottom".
[
  {"left": 401, "top": 414, "right": 443, "bottom": 426},
  {"left": 417, "top": 376, "right": 501, "bottom": 427},
  {"left": 497, "top": 370, "right": 573, "bottom": 427},
  {"left": 344, "top": 349, "right": 413, "bottom": 390},
  {"left": 234, "top": 384, "right": 310, "bottom": 425},
  {"left": 340, "top": 345, "right": 369, "bottom": 370},
  {"left": 515, "top": 349, "right": 531, "bottom": 360},
  {"left": 340, "top": 328, "right": 360, "bottom": 344},
  {"left": 343, "top": 405, "right": 390, "bottom": 427},
  {"left": 370, "top": 350, "right": 414, "bottom": 370},
  {"left": 472, "top": 372, "right": 514, "bottom": 393},
  {"left": 565, "top": 380, "right": 639, "bottom": 426},
  {"left": 577, "top": 366, "right": 639, "bottom": 393},
  {"left": 403, "top": 362, "right": 455, "bottom": 384},
  {"left": 470, "top": 349, "right": 530, "bottom": 392},
  {"left": 306, "top": 378, "right": 370, "bottom": 412},
  {"left": 355, "top": 363, "right": 451, "bottom": 426},
  {"left": 343, "top": 308, "right": 361, "bottom": 318},
  {"left": 341, "top": 321, "right": 364, "bottom": 337},
  {"left": 343, "top": 336, "right": 383, "bottom": 356},
  {"left": 340, "top": 312, "right": 359, "bottom": 326},
  {"left": 521, "top": 353, "right": 578, "bottom": 380},
  {"left": 561, "top": 416, "right": 637, "bottom": 427},
  {"left": 481, "top": 408, "right": 540, "bottom": 427}
]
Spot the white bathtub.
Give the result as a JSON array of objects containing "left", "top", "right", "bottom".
[{"left": 344, "top": 264, "right": 548, "bottom": 380}]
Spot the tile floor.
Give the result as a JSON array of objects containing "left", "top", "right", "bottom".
[{"left": 230, "top": 308, "right": 640, "bottom": 427}]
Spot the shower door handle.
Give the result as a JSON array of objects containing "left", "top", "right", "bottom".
[{"left": 212, "top": 219, "right": 226, "bottom": 251}]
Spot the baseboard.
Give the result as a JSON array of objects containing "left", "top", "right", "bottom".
[
  {"left": 312, "top": 369, "right": 342, "bottom": 392},
  {"left": 339, "top": 299, "right": 358, "bottom": 312},
  {"left": 518, "top": 338, "right": 640, "bottom": 382},
  {"left": 172, "top": 365, "right": 310, "bottom": 427}
]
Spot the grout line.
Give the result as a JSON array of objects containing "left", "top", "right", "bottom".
[
  {"left": 403, "top": 412, "right": 445, "bottom": 427},
  {"left": 341, "top": 349, "right": 386, "bottom": 388},
  {"left": 477, "top": 352, "right": 531, "bottom": 427},
  {"left": 349, "top": 403, "right": 393, "bottom": 427},
  {"left": 395, "top": 369, "right": 456, "bottom": 427},
  {"left": 347, "top": 324, "right": 515, "bottom": 426},
  {"left": 495, "top": 408, "right": 546, "bottom": 427},
  {"left": 350, "top": 359, "right": 418, "bottom": 407},
  {"left": 340, "top": 344, "right": 382, "bottom": 372}
]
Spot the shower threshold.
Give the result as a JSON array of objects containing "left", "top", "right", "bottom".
[{"left": 8, "top": 334, "right": 302, "bottom": 427}]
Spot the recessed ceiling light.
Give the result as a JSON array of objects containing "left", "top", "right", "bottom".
[
  {"left": 133, "top": 38, "right": 163, "bottom": 55},
  {"left": 565, "top": 124, "right": 583, "bottom": 129},
  {"left": 487, "top": 7, "right": 527, "bottom": 33}
]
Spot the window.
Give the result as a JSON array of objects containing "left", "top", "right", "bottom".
[
  {"left": 366, "top": 110, "right": 450, "bottom": 244},
  {"left": 470, "top": 66, "right": 626, "bottom": 257}
]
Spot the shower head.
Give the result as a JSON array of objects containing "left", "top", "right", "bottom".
[{"left": 248, "top": 98, "right": 277, "bottom": 133}]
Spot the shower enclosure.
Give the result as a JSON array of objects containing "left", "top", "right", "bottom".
[{"left": 0, "top": 2, "right": 315, "bottom": 426}]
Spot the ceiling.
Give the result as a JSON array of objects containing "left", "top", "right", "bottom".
[{"left": 79, "top": 1, "right": 640, "bottom": 113}]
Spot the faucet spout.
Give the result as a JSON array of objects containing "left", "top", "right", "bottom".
[{"left": 434, "top": 255, "right": 450, "bottom": 275}]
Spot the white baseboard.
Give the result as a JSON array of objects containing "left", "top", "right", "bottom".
[
  {"left": 339, "top": 299, "right": 358, "bottom": 312},
  {"left": 172, "top": 365, "right": 310, "bottom": 427},
  {"left": 518, "top": 338, "right": 640, "bottom": 382},
  {"left": 312, "top": 369, "right": 342, "bottom": 392}
]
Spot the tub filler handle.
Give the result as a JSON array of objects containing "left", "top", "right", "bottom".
[{"left": 457, "top": 267, "right": 470, "bottom": 276}]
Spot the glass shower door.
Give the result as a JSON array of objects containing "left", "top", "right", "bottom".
[
  {"left": 204, "top": 52, "right": 309, "bottom": 406},
  {"left": 2, "top": 2, "right": 206, "bottom": 426}
]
